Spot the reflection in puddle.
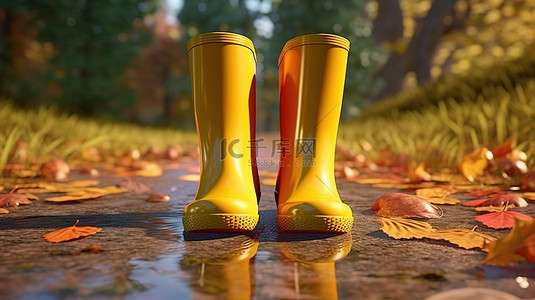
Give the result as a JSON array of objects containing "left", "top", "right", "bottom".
[
  {"left": 180, "top": 235, "right": 258, "bottom": 299},
  {"left": 279, "top": 233, "right": 352, "bottom": 299}
]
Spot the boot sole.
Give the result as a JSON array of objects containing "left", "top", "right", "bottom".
[
  {"left": 183, "top": 214, "right": 259, "bottom": 232},
  {"left": 278, "top": 215, "right": 353, "bottom": 233}
]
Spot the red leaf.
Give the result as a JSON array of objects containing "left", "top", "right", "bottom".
[
  {"left": 476, "top": 212, "right": 533, "bottom": 229},
  {"left": 41, "top": 158, "right": 70, "bottom": 181},
  {"left": 371, "top": 193, "right": 443, "bottom": 219},
  {"left": 0, "top": 188, "right": 32, "bottom": 207},
  {"left": 463, "top": 194, "right": 527, "bottom": 207},
  {"left": 491, "top": 138, "right": 514, "bottom": 159}
]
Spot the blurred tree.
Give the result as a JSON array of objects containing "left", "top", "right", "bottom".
[
  {"left": 368, "top": 0, "right": 535, "bottom": 100},
  {"left": 0, "top": 0, "right": 157, "bottom": 118},
  {"left": 126, "top": 12, "right": 190, "bottom": 126},
  {"left": 178, "top": 0, "right": 385, "bottom": 129}
]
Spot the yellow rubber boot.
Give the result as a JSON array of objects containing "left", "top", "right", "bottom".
[
  {"left": 276, "top": 34, "right": 354, "bottom": 233},
  {"left": 183, "top": 32, "right": 260, "bottom": 232}
]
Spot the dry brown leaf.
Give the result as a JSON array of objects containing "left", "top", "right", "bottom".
[
  {"left": 483, "top": 218, "right": 535, "bottom": 266},
  {"left": 44, "top": 220, "right": 102, "bottom": 243},
  {"left": 463, "top": 194, "right": 528, "bottom": 207},
  {"left": 147, "top": 192, "right": 171, "bottom": 202},
  {"left": 0, "top": 188, "right": 32, "bottom": 207},
  {"left": 416, "top": 187, "right": 457, "bottom": 198},
  {"left": 424, "top": 197, "right": 460, "bottom": 205},
  {"left": 118, "top": 178, "right": 151, "bottom": 193},
  {"left": 427, "top": 229, "right": 496, "bottom": 250},
  {"left": 521, "top": 171, "right": 535, "bottom": 191},
  {"left": 41, "top": 158, "right": 70, "bottom": 181},
  {"left": 375, "top": 217, "right": 435, "bottom": 239},
  {"left": 165, "top": 145, "right": 183, "bottom": 160},
  {"left": 372, "top": 183, "right": 411, "bottom": 189},
  {"left": 79, "top": 167, "right": 100, "bottom": 177},
  {"left": 0, "top": 208, "right": 9, "bottom": 214},
  {"left": 475, "top": 204, "right": 516, "bottom": 212},
  {"left": 372, "top": 193, "right": 443, "bottom": 219},
  {"left": 408, "top": 163, "right": 431, "bottom": 183},
  {"left": 459, "top": 147, "right": 493, "bottom": 182}
]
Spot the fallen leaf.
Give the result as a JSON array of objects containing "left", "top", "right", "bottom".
[
  {"left": 476, "top": 211, "right": 533, "bottom": 229},
  {"left": 416, "top": 187, "right": 457, "bottom": 198},
  {"left": 463, "top": 194, "right": 528, "bottom": 207},
  {"left": 424, "top": 197, "right": 460, "bottom": 205},
  {"left": 41, "top": 158, "right": 70, "bottom": 181},
  {"left": 16, "top": 180, "right": 100, "bottom": 194},
  {"left": 375, "top": 217, "right": 435, "bottom": 239},
  {"left": 144, "top": 145, "right": 162, "bottom": 159},
  {"left": 45, "top": 186, "right": 128, "bottom": 202},
  {"left": 147, "top": 192, "right": 170, "bottom": 202},
  {"left": 427, "top": 229, "right": 496, "bottom": 250},
  {"left": 521, "top": 171, "right": 535, "bottom": 191},
  {"left": 515, "top": 233, "right": 535, "bottom": 263},
  {"left": 408, "top": 163, "right": 431, "bottom": 183},
  {"left": 491, "top": 138, "right": 514, "bottom": 159},
  {"left": 523, "top": 192, "right": 535, "bottom": 201},
  {"left": 44, "top": 220, "right": 102, "bottom": 243},
  {"left": 0, "top": 188, "right": 32, "bottom": 207},
  {"left": 118, "top": 178, "right": 151, "bottom": 193},
  {"left": 475, "top": 204, "right": 516, "bottom": 212},
  {"left": 459, "top": 147, "right": 493, "bottom": 182},
  {"left": 342, "top": 166, "right": 360, "bottom": 180},
  {"left": 131, "top": 161, "right": 163, "bottom": 177},
  {"left": 165, "top": 145, "right": 183, "bottom": 160},
  {"left": 483, "top": 218, "right": 535, "bottom": 266},
  {"left": 0, "top": 208, "right": 9, "bottom": 213},
  {"left": 179, "top": 174, "right": 200, "bottom": 182},
  {"left": 79, "top": 168, "right": 100, "bottom": 177},
  {"left": 371, "top": 193, "right": 443, "bottom": 219}
]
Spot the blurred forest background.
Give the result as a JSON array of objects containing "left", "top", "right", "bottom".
[{"left": 0, "top": 0, "right": 534, "bottom": 130}]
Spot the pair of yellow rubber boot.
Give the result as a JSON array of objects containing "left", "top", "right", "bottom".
[{"left": 182, "top": 32, "right": 353, "bottom": 233}]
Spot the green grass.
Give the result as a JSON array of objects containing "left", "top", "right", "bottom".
[
  {"left": 0, "top": 101, "right": 196, "bottom": 174},
  {"left": 339, "top": 54, "right": 535, "bottom": 171}
]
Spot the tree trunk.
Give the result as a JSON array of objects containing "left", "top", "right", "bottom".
[{"left": 372, "top": 0, "right": 461, "bottom": 101}]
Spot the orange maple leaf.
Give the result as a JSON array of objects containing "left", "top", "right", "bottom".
[
  {"left": 483, "top": 218, "right": 535, "bottom": 266},
  {"left": 476, "top": 211, "right": 533, "bottom": 229},
  {"left": 44, "top": 220, "right": 102, "bottom": 243}
]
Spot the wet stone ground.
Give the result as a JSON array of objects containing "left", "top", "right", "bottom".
[{"left": 1, "top": 158, "right": 535, "bottom": 300}]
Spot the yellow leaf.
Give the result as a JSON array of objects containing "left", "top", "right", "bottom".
[
  {"left": 17, "top": 180, "right": 99, "bottom": 193},
  {"left": 44, "top": 186, "right": 127, "bottom": 202},
  {"left": 475, "top": 204, "right": 516, "bottom": 212},
  {"left": 522, "top": 192, "right": 535, "bottom": 201},
  {"left": 375, "top": 217, "right": 435, "bottom": 239},
  {"left": 483, "top": 218, "right": 535, "bottom": 266},
  {"left": 44, "top": 220, "right": 102, "bottom": 243},
  {"left": 179, "top": 174, "right": 200, "bottom": 182},
  {"left": 0, "top": 208, "right": 9, "bottom": 214},
  {"left": 424, "top": 197, "right": 460, "bottom": 205},
  {"left": 427, "top": 229, "right": 496, "bottom": 250},
  {"left": 416, "top": 187, "right": 457, "bottom": 198},
  {"left": 460, "top": 147, "right": 492, "bottom": 182}
]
